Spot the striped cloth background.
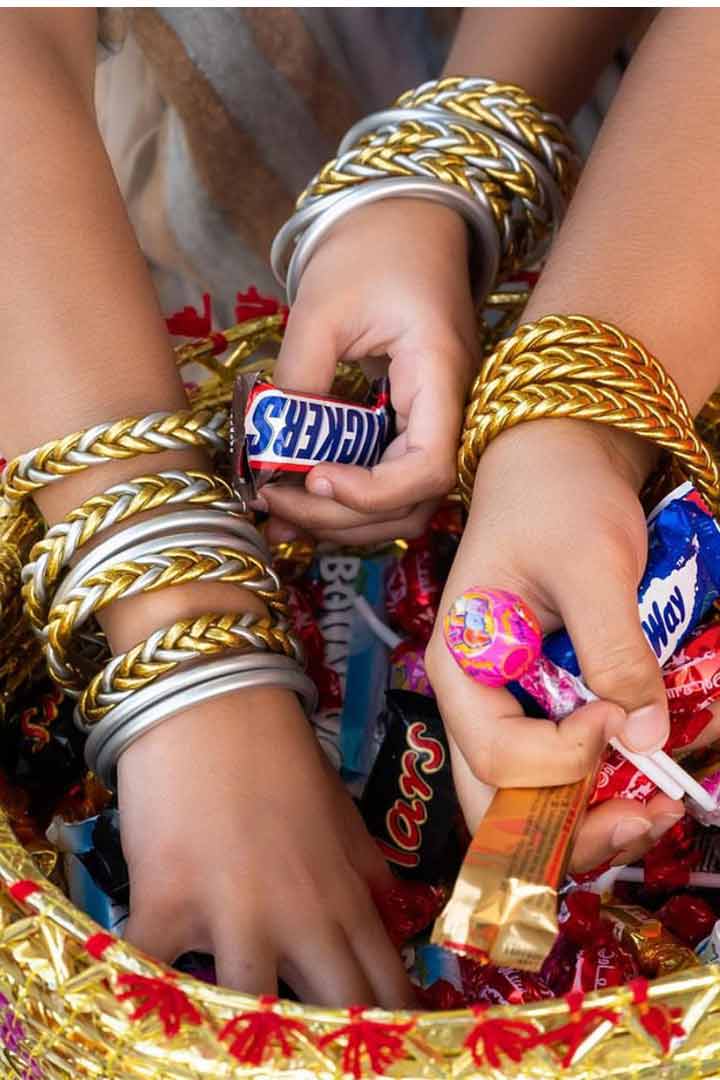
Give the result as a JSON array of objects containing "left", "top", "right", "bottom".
[{"left": 96, "top": 9, "right": 621, "bottom": 327}]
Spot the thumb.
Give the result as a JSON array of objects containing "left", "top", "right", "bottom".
[
  {"left": 273, "top": 302, "right": 338, "bottom": 394},
  {"left": 556, "top": 556, "right": 669, "bottom": 755}
]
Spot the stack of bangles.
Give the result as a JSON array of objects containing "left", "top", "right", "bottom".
[
  {"left": 458, "top": 313, "right": 719, "bottom": 512},
  {"left": 271, "top": 76, "right": 581, "bottom": 305},
  {"left": 1, "top": 407, "right": 316, "bottom": 790}
]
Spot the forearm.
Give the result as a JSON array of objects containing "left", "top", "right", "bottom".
[
  {"left": 0, "top": 12, "right": 266, "bottom": 646},
  {"left": 0, "top": 11, "right": 196, "bottom": 516},
  {"left": 523, "top": 9, "right": 720, "bottom": 422},
  {"left": 444, "top": 8, "right": 651, "bottom": 119}
]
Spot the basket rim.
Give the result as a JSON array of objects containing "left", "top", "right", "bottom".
[{"left": 1, "top": 803, "right": 718, "bottom": 1030}]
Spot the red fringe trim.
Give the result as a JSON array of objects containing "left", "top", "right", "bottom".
[
  {"left": 84, "top": 933, "right": 115, "bottom": 960},
  {"left": 317, "top": 1006, "right": 414, "bottom": 1079},
  {"left": 165, "top": 294, "right": 213, "bottom": 338},
  {"left": 219, "top": 994, "right": 307, "bottom": 1064},
  {"left": 116, "top": 973, "right": 203, "bottom": 1037},
  {"left": 629, "top": 978, "right": 684, "bottom": 1053},
  {"left": 464, "top": 1006, "right": 538, "bottom": 1068},
  {"left": 537, "top": 990, "right": 620, "bottom": 1067}
]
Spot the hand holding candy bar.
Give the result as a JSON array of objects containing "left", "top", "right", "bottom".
[
  {"left": 426, "top": 419, "right": 690, "bottom": 874},
  {"left": 255, "top": 200, "right": 478, "bottom": 546}
]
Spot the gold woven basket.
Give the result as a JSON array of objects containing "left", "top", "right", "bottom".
[{"left": 2, "top": 295, "right": 720, "bottom": 1079}]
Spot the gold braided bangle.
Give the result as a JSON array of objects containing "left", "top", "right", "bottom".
[
  {"left": 339, "top": 119, "right": 555, "bottom": 271},
  {"left": 22, "top": 470, "right": 243, "bottom": 634},
  {"left": 298, "top": 125, "right": 509, "bottom": 220},
  {"left": 0, "top": 504, "right": 44, "bottom": 621},
  {"left": 396, "top": 77, "right": 579, "bottom": 202},
  {"left": 296, "top": 125, "right": 540, "bottom": 273},
  {"left": 78, "top": 611, "right": 300, "bottom": 726},
  {"left": 45, "top": 546, "right": 289, "bottom": 694},
  {"left": 1, "top": 408, "right": 229, "bottom": 505},
  {"left": 459, "top": 314, "right": 719, "bottom": 510}
]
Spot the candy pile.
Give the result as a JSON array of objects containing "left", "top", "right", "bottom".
[{"left": 5, "top": 376, "right": 720, "bottom": 1011}]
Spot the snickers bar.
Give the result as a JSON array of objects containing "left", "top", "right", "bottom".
[{"left": 232, "top": 373, "right": 393, "bottom": 499}]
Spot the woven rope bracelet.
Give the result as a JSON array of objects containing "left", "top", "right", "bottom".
[
  {"left": 458, "top": 314, "right": 719, "bottom": 511},
  {"left": 1, "top": 408, "right": 229, "bottom": 505},
  {"left": 76, "top": 610, "right": 302, "bottom": 728}
]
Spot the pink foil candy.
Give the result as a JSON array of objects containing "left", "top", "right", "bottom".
[{"left": 444, "top": 587, "right": 542, "bottom": 687}]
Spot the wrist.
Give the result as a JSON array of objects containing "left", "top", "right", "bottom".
[
  {"left": 299, "top": 197, "right": 469, "bottom": 277},
  {"left": 98, "top": 579, "right": 269, "bottom": 653},
  {"left": 477, "top": 418, "right": 657, "bottom": 496}
]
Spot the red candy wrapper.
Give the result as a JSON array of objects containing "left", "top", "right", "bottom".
[
  {"left": 643, "top": 815, "right": 701, "bottom": 890},
  {"left": 385, "top": 503, "right": 462, "bottom": 644},
  {"left": 287, "top": 585, "right": 342, "bottom": 714},
  {"left": 414, "top": 949, "right": 553, "bottom": 1009},
  {"left": 590, "top": 748, "right": 659, "bottom": 807},
  {"left": 374, "top": 880, "right": 447, "bottom": 948},
  {"left": 590, "top": 625, "right": 720, "bottom": 809},
  {"left": 656, "top": 894, "right": 717, "bottom": 947},
  {"left": 664, "top": 622, "right": 720, "bottom": 719},
  {"left": 460, "top": 960, "right": 554, "bottom": 1006},
  {"left": 540, "top": 891, "right": 638, "bottom": 995},
  {"left": 385, "top": 542, "right": 440, "bottom": 644}
]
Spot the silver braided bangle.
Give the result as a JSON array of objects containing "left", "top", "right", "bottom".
[
  {"left": 85, "top": 653, "right": 318, "bottom": 788},
  {"left": 46, "top": 510, "right": 270, "bottom": 605},
  {"left": 75, "top": 609, "right": 304, "bottom": 730},
  {"left": 282, "top": 175, "right": 501, "bottom": 305},
  {"left": 335, "top": 108, "right": 564, "bottom": 259},
  {"left": 45, "top": 526, "right": 284, "bottom": 691},
  {"left": 23, "top": 487, "right": 257, "bottom": 635},
  {"left": 397, "top": 76, "right": 579, "bottom": 187},
  {"left": 295, "top": 122, "right": 557, "bottom": 268},
  {"left": 2, "top": 409, "right": 229, "bottom": 501}
]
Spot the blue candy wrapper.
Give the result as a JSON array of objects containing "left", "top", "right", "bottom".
[
  {"left": 46, "top": 812, "right": 128, "bottom": 936},
  {"left": 545, "top": 482, "right": 720, "bottom": 674},
  {"left": 307, "top": 553, "right": 392, "bottom": 791}
]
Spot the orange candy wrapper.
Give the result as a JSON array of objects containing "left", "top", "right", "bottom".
[
  {"left": 432, "top": 773, "right": 596, "bottom": 972},
  {"left": 602, "top": 902, "right": 699, "bottom": 977}
]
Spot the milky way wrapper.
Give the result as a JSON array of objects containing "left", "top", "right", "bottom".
[{"left": 431, "top": 772, "right": 596, "bottom": 972}]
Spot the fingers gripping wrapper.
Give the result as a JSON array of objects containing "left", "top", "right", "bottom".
[
  {"left": 440, "top": 587, "right": 595, "bottom": 971},
  {"left": 232, "top": 374, "right": 393, "bottom": 502}
]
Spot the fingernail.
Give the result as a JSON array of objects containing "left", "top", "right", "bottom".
[
  {"left": 649, "top": 812, "right": 684, "bottom": 841},
  {"left": 623, "top": 703, "right": 667, "bottom": 753},
  {"left": 611, "top": 817, "right": 652, "bottom": 851},
  {"left": 307, "top": 476, "right": 334, "bottom": 497},
  {"left": 249, "top": 496, "right": 269, "bottom": 513}
]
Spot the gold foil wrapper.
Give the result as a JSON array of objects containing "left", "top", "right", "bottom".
[
  {"left": 432, "top": 773, "right": 595, "bottom": 972},
  {"left": 603, "top": 902, "right": 700, "bottom": 977}
]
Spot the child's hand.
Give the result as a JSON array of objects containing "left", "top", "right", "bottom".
[
  {"left": 425, "top": 419, "right": 697, "bottom": 873},
  {"left": 118, "top": 686, "right": 415, "bottom": 1005},
  {"left": 259, "top": 199, "right": 478, "bottom": 546}
]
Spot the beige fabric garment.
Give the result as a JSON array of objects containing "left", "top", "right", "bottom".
[{"left": 96, "top": 8, "right": 456, "bottom": 326}]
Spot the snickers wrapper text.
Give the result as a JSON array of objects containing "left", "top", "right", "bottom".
[{"left": 232, "top": 372, "right": 393, "bottom": 501}]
